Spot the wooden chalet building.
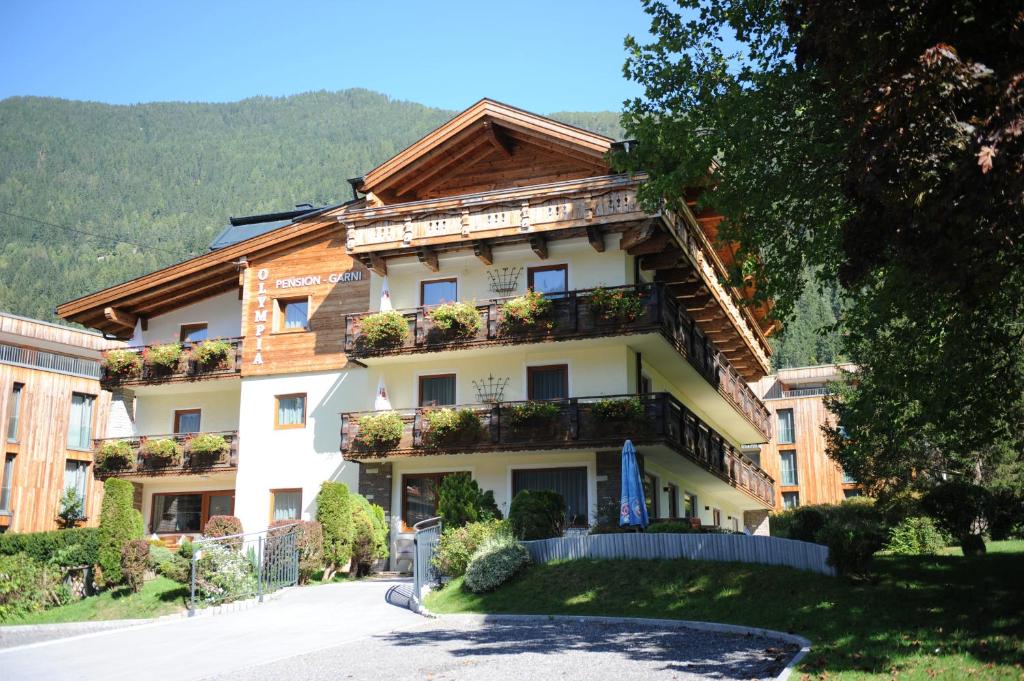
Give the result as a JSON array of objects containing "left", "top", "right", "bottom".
[{"left": 58, "top": 100, "right": 779, "bottom": 559}]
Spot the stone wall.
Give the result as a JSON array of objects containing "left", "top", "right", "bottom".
[{"left": 358, "top": 462, "right": 393, "bottom": 523}]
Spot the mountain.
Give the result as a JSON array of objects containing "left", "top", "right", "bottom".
[{"left": 0, "top": 88, "right": 834, "bottom": 368}]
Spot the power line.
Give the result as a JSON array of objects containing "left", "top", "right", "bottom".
[{"left": 0, "top": 208, "right": 186, "bottom": 256}]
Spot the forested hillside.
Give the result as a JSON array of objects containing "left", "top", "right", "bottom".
[{"left": 0, "top": 88, "right": 835, "bottom": 368}]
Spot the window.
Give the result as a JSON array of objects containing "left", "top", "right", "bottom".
[
  {"left": 843, "top": 488, "right": 862, "bottom": 499},
  {"left": 63, "top": 460, "right": 89, "bottom": 518},
  {"left": 173, "top": 409, "right": 202, "bottom": 434},
  {"left": 270, "top": 489, "right": 302, "bottom": 521},
  {"left": 527, "top": 365, "right": 568, "bottom": 401},
  {"left": 776, "top": 409, "right": 795, "bottom": 444},
  {"left": 712, "top": 508, "right": 722, "bottom": 526},
  {"left": 642, "top": 471, "right": 658, "bottom": 519},
  {"left": 179, "top": 323, "right": 209, "bottom": 343},
  {"left": 419, "top": 374, "right": 456, "bottom": 407},
  {"left": 6, "top": 383, "right": 23, "bottom": 443},
  {"left": 275, "top": 394, "right": 306, "bottom": 429},
  {"left": 527, "top": 264, "right": 567, "bottom": 295},
  {"left": 402, "top": 472, "right": 456, "bottom": 529},
  {"left": 683, "top": 492, "right": 696, "bottom": 519},
  {"left": 421, "top": 278, "right": 457, "bottom": 306},
  {"left": 0, "top": 454, "right": 14, "bottom": 513},
  {"left": 276, "top": 297, "right": 309, "bottom": 331},
  {"left": 666, "top": 483, "right": 679, "bottom": 519},
  {"left": 513, "top": 467, "right": 588, "bottom": 527},
  {"left": 782, "top": 491, "right": 800, "bottom": 509},
  {"left": 151, "top": 490, "right": 234, "bottom": 534},
  {"left": 780, "top": 450, "right": 798, "bottom": 486},
  {"left": 67, "top": 393, "right": 95, "bottom": 450},
  {"left": 842, "top": 469, "right": 857, "bottom": 484}
]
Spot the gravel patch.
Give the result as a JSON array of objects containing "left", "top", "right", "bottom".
[{"left": 210, "top": 614, "right": 799, "bottom": 680}]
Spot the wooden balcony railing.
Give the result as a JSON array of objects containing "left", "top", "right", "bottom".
[
  {"left": 92, "top": 430, "right": 239, "bottom": 479},
  {"left": 100, "top": 338, "right": 243, "bottom": 386},
  {"left": 343, "top": 284, "right": 770, "bottom": 439},
  {"left": 339, "top": 393, "right": 774, "bottom": 507}
]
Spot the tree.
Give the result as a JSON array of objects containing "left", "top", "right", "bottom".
[
  {"left": 96, "top": 478, "right": 143, "bottom": 586},
  {"left": 618, "top": 0, "right": 1024, "bottom": 489},
  {"left": 315, "top": 481, "right": 354, "bottom": 580}
]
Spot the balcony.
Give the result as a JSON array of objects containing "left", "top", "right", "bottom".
[
  {"left": 92, "top": 431, "right": 239, "bottom": 479},
  {"left": 100, "top": 338, "right": 243, "bottom": 387},
  {"left": 343, "top": 284, "right": 771, "bottom": 440},
  {"left": 339, "top": 393, "right": 774, "bottom": 507}
]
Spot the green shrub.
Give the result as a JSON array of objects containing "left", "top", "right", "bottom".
[
  {"left": 463, "top": 535, "right": 530, "bottom": 593},
  {"left": 269, "top": 520, "right": 324, "bottom": 585},
  {"left": 204, "top": 516, "right": 243, "bottom": 551},
  {"left": 140, "top": 438, "right": 183, "bottom": 466},
  {"left": 0, "top": 553, "right": 68, "bottom": 622},
  {"left": 57, "top": 487, "right": 85, "bottom": 528},
  {"left": 144, "top": 343, "right": 183, "bottom": 370},
  {"left": 423, "top": 408, "right": 484, "bottom": 448},
  {"left": 97, "top": 478, "right": 144, "bottom": 586},
  {"left": 359, "top": 311, "right": 409, "bottom": 349},
  {"left": 147, "top": 542, "right": 174, "bottom": 568},
  {"left": 316, "top": 482, "right": 354, "bottom": 578},
  {"left": 187, "top": 433, "right": 230, "bottom": 460},
  {"left": 589, "top": 286, "right": 645, "bottom": 322},
  {"left": 884, "top": 516, "right": 946, "bottom": 555},
  {"left": 988, "top": 488, "right": 1024, "bottom": 541},
  {"left": 102, "top": 349, "right": 142, "bottom": 379},
  {"left": 432, "top": 520, "right": 510, "bottom": 578},
  {"left": 508, "top": 490, "right": 565, "bottom": 540},
  {"left": 645, "top": 521, "right": 700, "bottom": 534},
  {"left": 428, "top": 302, "right": 481, "bottom": 339},
  {"left": 350, "top": 495, "right": 388, "bottom": 576},
  {"left": 922, "top": 480, "right": 991, "bottom": 550},
  {"left": 157, "top": 555, "right": 190, "bottom": 583},
  {"left": 192, "top": 338, "right": 231, "bottom": 367},
  {"left": 437, "top": 473, "right": 482, "bottom": 528},
  {"left": 592, "top": 397, "right": 644, "bottom": 422},
  {"left": 499, "top": 290, "right": 553, "bottom": 334},
  {"left": 505, "top": 400, "right": 561, "bottom": 427},
  {"left": 818, "top": 500, "right": 886, "bottom": 577},
  {"left": 193, "top": 542, "right": 256, "bottom": 603},
  {"left": 355, "top": 411, "right": 404, "bottom": 449},
  {"left": 96, "top": 439, "right": 135, "bottom": 471},
  {"left": 775, "top": 505, "right": 827, "bottom": 543},
  {"left": 120, "top": 540, "right": 149, "bottom": 593},
  {"left": 477, "top": 489, "right": 503, "bottom": 521},
  {"left": 0, "top": 527, "right": 99, "bottom": 566}
]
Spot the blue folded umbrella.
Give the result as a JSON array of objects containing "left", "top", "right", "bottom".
[{"left": 619, "top": 439, "right": 649, "bottom": 528}]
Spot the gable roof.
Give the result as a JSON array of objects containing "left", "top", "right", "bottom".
[{"left": 357, "top": 98, "right": 616, "bottom": 202}]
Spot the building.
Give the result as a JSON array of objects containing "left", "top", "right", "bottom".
[
  {"left": 0, "top": 312, "right": 118, "bottom": 533},
  {"left": 56, "top": 100, "right": 779, "bottom": 560},
  {"left": 749, "top": 364, "right": 861, "bottom": 509}
]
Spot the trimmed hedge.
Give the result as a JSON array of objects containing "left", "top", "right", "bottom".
[
  {"left": 97, "top": 478, "right": 144, "bottom": 586},
  {"left": 0, "top": 553, "right": 69, "bottom": 622},
  {"left": 0, "top": 527, "right": 99, "bottom": 566},
  {"left": 350, "top": 494, "right": 388, "bottom": 576},
  {"left": 316, "top": 482, "right": 354, "bottom": 578},
  {"left": 773, "top": 498, "right": 886, "bottom": 577}
]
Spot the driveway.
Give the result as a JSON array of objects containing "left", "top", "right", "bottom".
[{"left": 2, "top": 580, "right": 798, "bottom": 680}]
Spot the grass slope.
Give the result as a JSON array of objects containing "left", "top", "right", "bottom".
[
  {"left": 5, "top": 577, "right": 188, "bottom": 625},
  {"left": 426, "top": 543, "right": 1024, "bottom": 680}
]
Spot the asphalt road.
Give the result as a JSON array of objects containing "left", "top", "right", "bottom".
[{"left": 1, "top": 580, "right": 797, "bottom": 680}]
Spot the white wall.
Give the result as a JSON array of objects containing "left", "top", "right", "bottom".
[
  {"left": 369, "top": 236, "right": 631, "bottom": 311},
  {"left": 134, "top": 385, "right": 241, "bottom": 435},
  {"left": 132, "top": 290, "right": 242, "bottom": 346},
  {"left": 234, "top": 369, "right": 369, "bottom": 534}
]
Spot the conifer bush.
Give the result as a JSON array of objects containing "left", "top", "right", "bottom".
[
  {"left": 508, "top": 490, "right": 566, "bottom": 540},
  {"left": 316, "top": 482, "right": 353, "bottom": 579},
  {"left": 437, "top": 473, "right": 482, "bottom": 528},
  {"left": 96, "top": 478, "right": 144, "bottom": 586},
  {"left": 350, "top": 494, "right": 388, "bottom": 576}
]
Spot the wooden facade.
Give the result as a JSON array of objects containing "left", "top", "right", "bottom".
[
  {"left": 750, "top": 364, "right": 860, "bottom": 508},
  {"left": 0, "top": 314, "right": 115, "bottom": 533}
]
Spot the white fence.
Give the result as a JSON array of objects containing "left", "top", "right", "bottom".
[{"left": 522, "top": 533, "right": 836, "bottom": 576}]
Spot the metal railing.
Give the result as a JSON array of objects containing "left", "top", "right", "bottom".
[
  {"left": 92, "top": 430, "right": 239, "bottom": 478},
  {"left": 411, "top": 516, "right": 442, "bottom": 606},
  {"left": 341, "top": 392, "right": 775, "bottom": 506},
  {"left": 188, "top": 523, "right": 300, "bottom": 612},
  {"left": 0, "top": 342, "right": 101, "bottom": 379},
  {"left": 100, "top": 337, "right": 244, "bottom": 385},
  {"left": 342, "top": 283, "right": 770, "bottom": 438}
]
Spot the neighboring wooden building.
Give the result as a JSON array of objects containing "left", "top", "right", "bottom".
[
  {"left": 0, "top": 312, "right": 117, "bottom": 533},
  {"left": 749, "top": 364, "right": 861, "bottom": 509}
]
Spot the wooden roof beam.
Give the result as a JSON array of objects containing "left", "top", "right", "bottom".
[
  {"left": 639, "top": 248, "right": 683, "bottom": 270},
  {"left": 103, "top": 307, "right": 137, "bottom": 333},
  {"left": 473, "top": 242, "right": 493, "bottom": 265},
  {"left": 655, "top": 268, "right": 699, "bottom": 286},
  {"left": 359, "top": 253, "right": 387, "bottom": 276},
  {"left": 482, "top": 121, "right": 513, "bottom": 159},
  {"left": 417, "top": 248, "right": 439, "bottom": 272},
  {"left": 619, "top": 220, "right": 657, "bottom": 251},
  {"left": 586, "top": 226, "right": 605, "bottom": 253},
  {"left": 626, "top": 233, "right": 670, "bottom": 256},
  {"left": 530, "top": 236, "right": 548, "bottom": 260}
]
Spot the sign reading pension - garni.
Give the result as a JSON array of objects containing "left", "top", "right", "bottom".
[{"left": 251, "top": 268, "right": 364, "bottom": 365}]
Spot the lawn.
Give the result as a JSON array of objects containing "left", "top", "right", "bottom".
[
  {"left": 426, "top": 541, "right": 1024, "bottom": 680},
  {"left": 5, "top": 577, "right": 188, "bottom": 625}
]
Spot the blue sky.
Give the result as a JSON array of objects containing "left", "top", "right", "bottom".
[{"left": 0, "top": 0, "right": 655, "bottom": 113}]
